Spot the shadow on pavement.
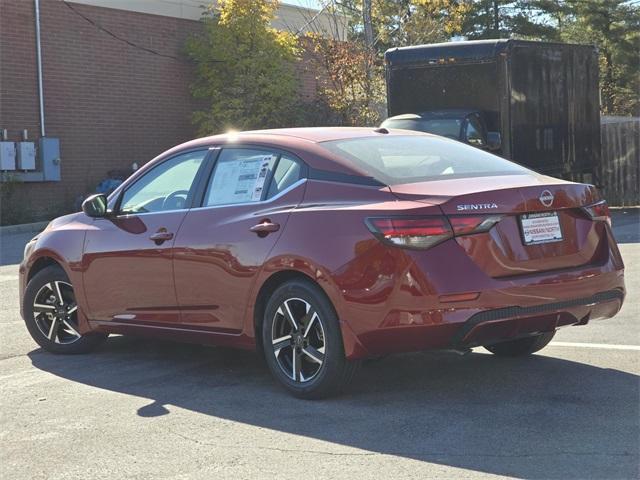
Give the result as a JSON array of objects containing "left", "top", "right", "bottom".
[{"left": 29, "top": 336, "right": 639, "bottom": 479}]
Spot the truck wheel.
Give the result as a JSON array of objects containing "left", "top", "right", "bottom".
[
  {"left": 484, "top": 331, "right": 556, "bottom": 357},
  {"left": 23, "top": 265, "right": 107, "bottom": 354},
  {"left": 262, "top": 279, "right": 360, "bottom": 399}
]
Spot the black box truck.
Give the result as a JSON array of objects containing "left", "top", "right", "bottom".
[{"left": 384, "top": 39, "right": 601, "bottom": 182}]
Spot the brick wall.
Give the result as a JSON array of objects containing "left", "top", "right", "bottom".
[{"left": 0, "top": 0, "right": 323, "bottom": 224}]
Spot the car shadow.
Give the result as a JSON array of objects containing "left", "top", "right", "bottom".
[{"left": 28, "top": 336, "right": 638, "bottom": 479}]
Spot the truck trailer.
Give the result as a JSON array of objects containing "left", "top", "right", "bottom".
[{"left": 384, "top": 39, "right": 601, "bottom": 182}]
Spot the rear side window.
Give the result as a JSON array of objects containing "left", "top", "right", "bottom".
[
  {"left": 204, "top": 149, "right": 277, "bottom": 206},
  {"left": 320, "top": 135, "right": 530, "bottom": 185},
  {"left": 266, "top": 155, "right": 302, "bottom": 199}
]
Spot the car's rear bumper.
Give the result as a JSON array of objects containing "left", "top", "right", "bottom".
[
  {"left": 449, "top": 289, "right": 624, "bottom": 348},
  {"left": 337, "top": 238, "right": 625, "bottom": 359},
  {"left": 349, "top": 284, "right": 624, "bottom": 358}
]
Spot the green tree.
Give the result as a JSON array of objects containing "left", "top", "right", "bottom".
[
  {"left": 335, "top": 0, "right": 468, "bottom": 51},
  {"left": 558, "top": 0, "right": 639, "bottom": 115},
  {"left": 316, "top": 0, "right": 470, "bottom": 125},
  {"left": 186, "top": 0, "right": 301, "bottom": 134},
  {"left": 461, "top": 0, "right": 558, "bottom": 39}
]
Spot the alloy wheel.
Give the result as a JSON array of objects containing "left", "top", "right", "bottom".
[
  {"left": 32, "top": 281, "right": 82, "bottom": 344},
  {"left": 271, "top": 297, "right": 326, "bottom": 383}
]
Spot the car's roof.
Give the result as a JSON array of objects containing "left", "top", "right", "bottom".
[
  {"left": 179, "top": 127, "right": 425, "bottom": 146},
  {"left": 158, "top": 127, "right": 428, "bottom": 179}
]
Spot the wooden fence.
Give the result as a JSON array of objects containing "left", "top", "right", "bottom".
[{"left": 598, "top": 116, "right": 640, "bottom": 206}]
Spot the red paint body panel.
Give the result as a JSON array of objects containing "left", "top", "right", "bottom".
[
  {"left": 82, "top": 213, "right": 186, "bottom": 324},
  {"left": 173, "top": 181, "right": 305, "bottom": 333},
  {"left": 19, "top": 128, "right": 625, "bottom": 360}
]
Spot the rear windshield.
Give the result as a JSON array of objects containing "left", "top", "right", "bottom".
[{"left": 319, "top": 135, "right": 530, "bottom": 185}]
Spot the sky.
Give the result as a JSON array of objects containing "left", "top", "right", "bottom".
[{"left": 283, "top": 0, "right": 323, "bottom": 9}]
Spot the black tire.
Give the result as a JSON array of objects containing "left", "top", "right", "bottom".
[
  {"left": 23, "top": 265, "right": 107, "bottom": 354},
  {"left": 484, "top": 331, "right": 556, "bottom": 357},
  {"left": 261, "top": 279, "right": 360, "bottom": 399}
]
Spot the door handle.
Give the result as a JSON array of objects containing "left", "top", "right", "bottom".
[
  {"left": 250, "top": 221, "right": 280, "bottom": 236},
  {"left": 149, "top": 230, "right": 174, "bottom": 244}
]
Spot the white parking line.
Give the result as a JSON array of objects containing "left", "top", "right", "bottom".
[{"left": 549, "top": 341, "right": 640, "bottom": 351}]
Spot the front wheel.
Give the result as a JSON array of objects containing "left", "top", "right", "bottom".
[
  {"left": 484, "top": 331, "right": 556, "bottom": 357},
  {"left": 23, "top": 265, "right": 107, "bottom": 354},
  {"left": 261, "top": 280, "right": 360, "bottom": 399}
]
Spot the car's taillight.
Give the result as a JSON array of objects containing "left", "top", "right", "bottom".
[
  {"left": 448, "top": 215, "right": 503, "bottom": 235},
  {"left": 582, "top": 200, "right": 611, "bottom": 226},
  {"left": 365, "top": 217, "right": 453, "bottom": 250}
]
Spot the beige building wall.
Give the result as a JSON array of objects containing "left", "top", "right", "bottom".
[{"left": 70, "top": 0, "right": 348, "bottom": 39}]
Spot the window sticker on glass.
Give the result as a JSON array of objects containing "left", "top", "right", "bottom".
[
  {"left": 252, "top": 156, "right": 275, "bottom": 201},
  {"left": 206, "top": 153, "right": 276, "bottom": 206}
]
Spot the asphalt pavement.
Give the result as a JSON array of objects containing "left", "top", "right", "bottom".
[{"left": 0, "top": 212, "right": 638, "bottom": 479}]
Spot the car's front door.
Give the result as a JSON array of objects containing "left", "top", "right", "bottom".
[
  {"left": 82, "top": 149, "right": 210, "bottom": 325},
  {"left": 172, "top": 147, "right": 306, "bottom": 333}
]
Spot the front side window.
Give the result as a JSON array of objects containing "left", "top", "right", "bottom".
[
  {"left": 119, "top": 150, "right": 207, "bottom": 214},
  {"left": 320, "top": 135, "right": 530, "bottom": 185}
]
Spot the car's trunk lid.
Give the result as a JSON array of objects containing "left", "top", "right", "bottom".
[{"left": 389, "top": 174, "right": 606, "bottom": 278}]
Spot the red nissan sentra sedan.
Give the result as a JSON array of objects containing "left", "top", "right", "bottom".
[{"left": 19, "top": 128, "right": 625, "bottom": 398}]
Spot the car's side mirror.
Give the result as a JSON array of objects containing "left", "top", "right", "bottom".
[
  {"left": 487, "top": 131, "right": 502, "bottom": 151},
  {"left": 82, "top": 193, "right": 108, "bottom": 218}
]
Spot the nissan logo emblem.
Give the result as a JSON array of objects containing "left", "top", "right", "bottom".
[{"left": 539, "top": 190, "right": 554, "bottom": 207}]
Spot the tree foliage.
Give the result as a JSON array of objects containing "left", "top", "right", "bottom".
[
  {"left": 374, "top": 0, "right": 470, "bottom": 48},
  {"left": 309, "top": 1, "right": 471, "bottom": 126},
  {"left": 186, "top": 0, "right": 638, "bottom": 128},
  {"left": 556, "top": 0, "right": 639, "bottom": 115},
  {"left": 186, "top": 0, "right": 301, "bottom": 134},
  {"left": 335, "top": 0, "right": 469, "bottom": 50},
  {"left": 461, "top": 0, "right": 559, "bottom": 39},
  {"left": 308, "top": 34, "right": 385, "bottom": 126}
]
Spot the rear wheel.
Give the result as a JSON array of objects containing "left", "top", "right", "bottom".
[
  {"left": 261, "top": 279, "right": 359, "bottom": 399},
  {"left": 23, "top": 265, "right": 107, "bottom": 354},
  {"left": 484, "top": 331, "right": 556, "bottom": 357}
]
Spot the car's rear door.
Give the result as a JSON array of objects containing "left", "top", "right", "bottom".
[
  {"left": 82, "top": 149, "right": 210, "bottom": 325},
  {"left": 172, "top": 146, "right": 306, "bottom": 333}
]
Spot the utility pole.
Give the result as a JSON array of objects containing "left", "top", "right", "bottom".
[
  {"left": 362, "top": 0, "right": 374, "bottom": 122},
  {"left": 493, "top": 0, "right": 500, "bottom": 37},
  {"left": 363, "top": 0, "right": 374, "bottom": 53}
]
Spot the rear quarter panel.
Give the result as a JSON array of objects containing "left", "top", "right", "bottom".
[{"left": 246, "top": 179, "right": 442, "bottom": 357}]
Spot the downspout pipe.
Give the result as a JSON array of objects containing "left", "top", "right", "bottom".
[{"left": 35, "top": 0, "right": 45, "bottom": 137}]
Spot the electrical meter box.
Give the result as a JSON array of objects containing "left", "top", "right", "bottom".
[
  {"left": 17, "top": 142, "right": 36, "bottom": 170},
  {"left": 0, "top": 142, "right": 16, "bottom": 170}
]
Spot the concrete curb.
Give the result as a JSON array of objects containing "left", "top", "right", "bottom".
[{"left": 0, "top": 221, "right": 49, "bottom": 236}]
